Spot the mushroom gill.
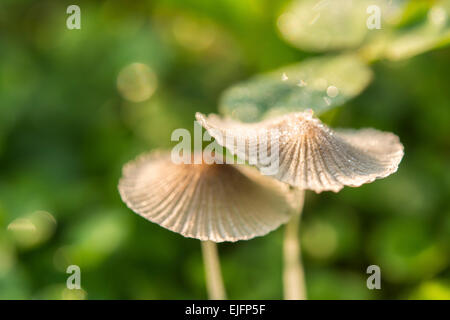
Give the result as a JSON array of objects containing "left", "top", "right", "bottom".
[
  {"left": 118, "top": 151, "right": 295, "bottom": 242},
  {"left": 196, "top": 110, "right": 404, "bottom": 193}
]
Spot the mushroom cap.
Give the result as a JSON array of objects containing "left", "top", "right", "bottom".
[
  {"left": 118, "top": 151, "right": 295, "bottom": 242},
  {"left": 196, "top": 111, "right": 404, "bottom": 193}
]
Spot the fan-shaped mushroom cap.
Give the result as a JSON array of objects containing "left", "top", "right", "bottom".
[
  {"left": 196, "top": 111, "right": 404, "bottom": 193},
  {"left": 118, "top": 151, "right": 295, "bottom": 242}
]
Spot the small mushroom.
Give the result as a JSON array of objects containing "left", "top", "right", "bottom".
[
  {"left": 118, "top": 150, "right": 296, "bottom": 242},
  {"left": 197, "top": 109, "right": 404, "bottom": 300},
  {"left": 196, "top": 110, "right": 404, "bottom": 193}
]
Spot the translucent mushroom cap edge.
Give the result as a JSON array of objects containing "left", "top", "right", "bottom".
[{"left": 118, "top": 151, "right": 298, "bottom": 242}]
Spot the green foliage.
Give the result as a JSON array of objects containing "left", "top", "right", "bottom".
[
  {"left": 382, "top": 5, "right": 450, "bottom": 60},
  {"left": 0, "top": 0, "right": 448, "bottom": 300},
  {"left": 223, "top": 0, "right": 450, "bottom": 122},
  {"left": 278, "top": 0, "right": 450, "bottom": 60}
]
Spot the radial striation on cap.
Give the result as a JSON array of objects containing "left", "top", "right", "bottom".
[
  {"left": 118, "top": 151, "right": 295, "bottom": 242},
  {"left": 196, "top": 111, "right": 404, "bottom": 193}
]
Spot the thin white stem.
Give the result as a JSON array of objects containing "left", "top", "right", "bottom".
[
  {"left": 283, "top": 189, "right": 306, "bottom": 300},
  {"left": 201, "top": 241, "right": 227, "bottom": 300}
]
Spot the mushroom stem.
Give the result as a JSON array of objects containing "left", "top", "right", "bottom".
[
  {"left": 201, "top": 241, "right": 227, "bottom": 300},
  {"left": 283, "top": 189, "right": 306, "bottom": 300}
]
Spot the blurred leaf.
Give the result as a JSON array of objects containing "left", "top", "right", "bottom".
[
  {"left": 7, "top": 211, "right": 57, "bottom": 249},
  {"left": 302, "top": 208, "right": 359, "bottom": 262},
  {"left": 33, "top": 284, "right": 87, "bottom": 300},
  {"left": 0, "top": 0, "right": 449, "bottom": 300},
  {"left": 368, "top": 218, "right": 448, "bottom": 283},
  {"left": 393, "top": 0, "right": 434, "bottom": 27},
  {"left": 408, "top": 280, "right": 450, "bottom": 300},
  {"left": 361, "top": 1, "right": 450, "bottom": 61},
  {"left": 277, "top": 0, "right": 369, "bottom": 51},
  {"left": 122, "top": 93, "right": 196, "bottom": 147},
  {"left": 0, "top": 234, "right": 16, "bottom": 277},
  {"left": 219, "top": 53, "right": 372, "bottom": 122},
  {"left": 383, "top": 3, "right": 450, "bottom": 60},
  {"left": 0, "top": 266, "right": 30, "bottom": 299},
  {"left": 65, "top": 210, "right": 130, "bottom": 269}
]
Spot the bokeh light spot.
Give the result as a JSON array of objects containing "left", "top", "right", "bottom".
[
  {"left": 327, "top": 85, "right": 339, "bottom": 98},
  {"left": 428, "top": 6, "right": 447, "bottom": 27},
  {"left": 117, "top": 63, "right": 158, "bottom": 103},
  {"left": 303, "top": 221, "right": 338, "bottom": 259},
  {"left": 7, "top": 211, "right": 56, "bottom": 249},
  {"left": 172, "top": 16, "right": 216, "bottom": 51},
  {"left": 62, "top": 288, "right": 87, "bottom": 300},
  {"left": 0, "top": 241, "right": 16, "bottom": 277}
]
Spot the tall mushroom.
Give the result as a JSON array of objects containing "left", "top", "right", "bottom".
[
  {"left": 118, "top": 150, "right": 296, "bottom": 299},
  {"left": 196, "top": 110, "right": 404, "bottom": 299}
]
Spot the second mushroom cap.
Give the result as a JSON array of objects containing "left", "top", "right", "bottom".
[{"left": 196, "top": 110, "right": 404, "bottom": 193}]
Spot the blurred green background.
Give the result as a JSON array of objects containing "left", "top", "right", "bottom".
[{"left": 0, "top": 0, "right": 449, "bottom": 299}]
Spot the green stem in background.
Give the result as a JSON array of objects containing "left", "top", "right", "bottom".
[
  {"left": 283, "top": 189, "right": 306, "bottom": 300},
  {"left": 201, "top": 241, "right": 227, "bottom": 300}
]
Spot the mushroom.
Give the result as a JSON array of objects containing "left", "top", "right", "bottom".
[
  {"left": 196, "top": 110, "right": 404, "bottom": 192},
  {"left": 196, "top": 110, "right": 404, "bottom": 299},
  {"left": 118, "top": 150, "right": 296, "bottom": 298}
]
